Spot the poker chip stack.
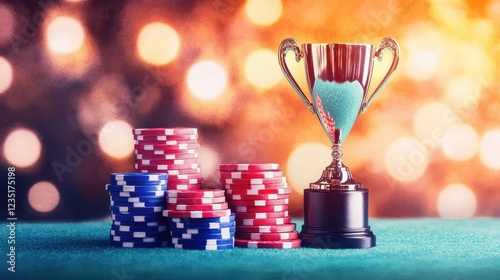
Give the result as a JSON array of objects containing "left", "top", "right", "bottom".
[
  {"left": 163, "top": 189, "right": 235, "bottom": 250},
  {"left": 107, "top": 173, "right": 169, "bottom": 248},
  {"left": 219, "top": 163, "right": 301, "bottom": 249},
  {"left": 133, "top": 127, "right": 203, "bottom": 190}
]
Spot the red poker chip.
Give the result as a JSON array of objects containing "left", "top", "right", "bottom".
[
  {"left": 219, "top": 171, "right": 283, "bottom": 179},
  {"left": 134, "top": 134, "right": 198, "bottom": 142},
  {"left": 133, "top": 128, "right": 198, "bottom": 136},
  {"left": 167, "top": 178, "right": 203, "bottom": 185},
  {"left": 227, "top": 193, "right": 289, "bottom": 201},
  {"left": 220, "top": 177, "right": 286, "bottom": 185},
  {"left": 227, "top": 198, "right": 288, "bottom": 207},
  {"left": 218, "top": 163, "right": 279, "bottom": 172},
  {"left": 235, "top": 223, "right": 296, "bottom": 233},
  {"left": 135, "top": 149, "right": 199, "bottom": 155},
  {"left": 134, "top": 163, "right": 200, "bottom": 171},
  {"left": 167, "top": 196, "right": 227, "bottom": 205},
  {"left": 222, "top": 183, "right": 288, "bottom": 191},
  {"left": 167, "top": 173, "right": 203, "bottom": 180},
  {"left": 234, "top": 211, "right": 289, "bottom": 219},
  {"left": 236, "top": 216, "right": 291, "bottom": 226},
  {"left": 135, "top": 143, "right": 201, "bottom": 152},
  {"left": 231, "top": 205, "right": 289, "bottom": 213},
  {"left": 135, "top": 158, "right": 199, "bottom": 166},
  {"left": 162, "top": 209, "right": 231, "bottom": 218},
  {"left": 136, "top": 153, "right": 199, "bottom": 160},
  {"left": 235, "top": 231, "right": 299, "bottom": 241},
  {"left": 167, "top": 189, "right": 225, "bottom": 198},
  {"left": 134, "top": 139, "right": 199, "bottom": 146},
  {"left": 137, "top": 169, "right": 201, "bottom": 175},
  {"left": 167, "top": 184, "right": 203, "bottom": 190},
  {"left": 167, "top": 202, "right": 228, "bottom": 211},
  {"left": 234, "top": 239, "right": 301, "bottom": 249},
  {"left": 226, "top": 187, "right": 292, "bottom": 195}
]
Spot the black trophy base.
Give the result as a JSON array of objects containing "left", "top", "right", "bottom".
[{"left": 300, "top": 188, "right": 376, "bottom": 249}]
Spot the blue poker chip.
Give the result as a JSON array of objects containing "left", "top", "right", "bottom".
[
  {"left": 110, "top": 240, "right": 168, "bottom": 248},
  {"left": 111, "top": 213, "right": 165, "bottom": 223},
  {"left": 169, "top": 213, "right": 235, "bottom": 224},
  {"left": 110, "top": 196, "right": 165, "bottom": 203},
  {"left": 171, "top": 237, "right": 234, "bottom": 246},
  {"left": 110, "top": 235, "right": 169, "bottom": 243},
  {"left": 110, "top": 206, "right": 164, "bottom": 214},
  {"left": 110, "top": 229, "right": 168, "bottom": 238},
  {"left": 169, "top": 243, "right": 234, "bottom": 250},
  {"left": 108, "top": 190, "right": 166, "bottom": 198},
  {"left": 169, "top": 221, "right": 235, "bottom": 230},
  {"left": 110, "top": 200, "right": 165, "bottom": 208},
  {"left": 170, "top": 227, "right": 235, "bottom": 235},
  {"left": 106, "top": 184, "right": 166, "bottom": 192},
  {"left": 111, "top": 179, "right": 168, "bottom": 186},
  {"left": 112, "top": 220, "right": 167, "bottom": 227},
  {"left": 170, "top": 232, "right": 235, "bottom": 240},
  {"left": 111, "top": 224, "right": 168, "bottom": 232},
  {"left": 110, "top": 172, "right": 168, "bottom": 181}
]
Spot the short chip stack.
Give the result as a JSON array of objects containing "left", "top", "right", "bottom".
[
  {"left": 220, "top": 163, "right": 301, "bottom": 249},
  {"left": 163, "top": 189, "right": 235, "bottom": 250},
  {"left": 133, "top": 127, "right": 203, "bottom": 190},
  {"left": 107, "top": 173, "right": 169, "bottom": 248}
]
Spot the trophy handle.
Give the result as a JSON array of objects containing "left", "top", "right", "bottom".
[
  {"left": 361, "top": 37, "right": 400, "bottom": 113},
  {"left": 278, "top": 38, "right": 315, "bottom": 114}
]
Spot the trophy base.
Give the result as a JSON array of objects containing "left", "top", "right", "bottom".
[{"left": 300, "top": 188, "right": 376, "bottom": 249}]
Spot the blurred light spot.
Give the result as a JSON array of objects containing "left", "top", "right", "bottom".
[
  {"left": 46, "top": 16, "right": 85, "bottom": 54},
  {"left": 384, "top": 137, "right": 428, "bottom": 182},
  {"left": 479, "top": 129, "right": 500, "bottom": 169},
  {"left": 98, "top": 120, "right": 135, "bottom": 159},
  {"left": 137, "top": 22, "right": 180, "bottom": 66},
  {"left": 0, "top": 3, "right": 15, "bottom": 46},
  {"left": 28, "top": 181, "right": 60, "bottom": 213},
  {"left": 286, "top": 142, "right": 332, "bottom": 192},
  {"left": 441, "top": 124, "right": 479, "bottom": 161},
  {"left": 437, "top": 184, "right": 476, "bottom": 218},
  {"left": 187, "top": 61, "right": 227, "bottom": 100},
  {"left": 2, "top": 128, "right": 42, "bottom": 168},
  {"left": 413, "top": 102, "right": 455, "bottom": 145},
  {"left": 488, "top": 0, "right": 500, "bottom": 22},
  {"left": 245, "top": 0, "right": 283, "bottom": 26},
  {"left": 0, "top": 56, "right": 13, "bottom": 94},
  {"left": 445, "top": 75, "right": 480, "bottom": 110},
  {"left": 405, "top": 50, "right": 439, "bottom": 81},
  {"left": 245, "top": 49, "right": 281, "bottom": 89},
  {"left": 199, "top": 145, "right": 220, "bottom": 183}
]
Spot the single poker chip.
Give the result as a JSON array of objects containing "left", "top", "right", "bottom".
[
  {"left": 220, "top": 177, "right": 286, "bottom": 185},
  {"left": 167, "top": 203, "right": 228, "bottom": 211},
  {"left": 110, "top": 200, "right": 165, "bottom": 208},
  {"left": 170, "top": 232, "right": 234, "bottom": 240},
  {"left": 171, "top": 237, "right": 234, "bottom": 246},
  {"left": 135, "top": 149, "right": 199, "bottom": 155},
  {"left": 166, "top": 189, "right": 225, "bottom": 198},
  {"left": 106, "top": 184, "right": 166, "bottom": 192},
  {"left": 231, "top": 205, "right": 289, "bottom": 213},
  {"left": 135, "top": 158, "right": 199, "bottom": 166},
  {"left": 235, "top": 231, "right": 299, "bottom": 241},
  {"left": 112, "top": 220, "right": 165, "bottom": 227},
  {"left": 108, "top": 190, "right": 166, "bottom": 198},
  {"left": 218, "top": 163, "right": 279, "bottom": 172},
  {"left": 110, "top": 235, "right": 169, "bottom": 243},
  {"left": 111, "top": 179, "right": 167, "bottom": 186},
  {"left": 134, "top": 134, "right": 198, "bottom": 141},
  {"left": 110, "top": 206, "right": 164, "bottom": 214},
  {"left": 226, "top": 193, "right": 289, "bottom": 201},
  {"left": 227, "top": 198, "right": 289, "bottom": 207},
  {"left": 110, "top": 229, "right": 166, "bottom": 238},
  {"left": 136, "top": 153, "right": 199, "bottom": 160},
  {"left": 169, "top": 243, "right": 233, "bottom": 250},
  {"left": 167, "top": 173, "right": 203, "bottom": 180},
  {"left": 137, "top": 168, "right": 201, "bottom": 175},
  {"left": 234, "top": 239, "right": 301, "bottom": 249},
  {"left": 134, "top": 139, "right": 199, "bottom": 145},
  {"left": 170, "top": 213, "right": 235, "bottom": 224},
  {"left": 170, "top": 227, "right": 235, "bottom": 235},
  {"left": 226, "top": 187, "right": 292, "bottom": 195},
  {"left": 110, "top": 173, "right": 168, "bottom": 182},
  {"left": 111, "top": 224, "right": 168, "bottom": 232},
  {"left": 236, "top": 223, "right": 296, "bottom": 233},
  {"left": 109, "top": 196, "right": 165, "bottom": 203},
  {"left": 162, "top": 209, "right": 231, "bottom": 218},
  {"left": 111, "top": 213, "right": 164, "bottom": 223},
  {"left": 134, "top": 163, "right": 200, "bottom": 171},
  {"left": 110, "top": 240, "right": 167, "bottom": 248},
  {"left": 133, "top": 127, "right": 198, "bottom": 136},
  {"left": 170, "top": 221, "right": 234, "bottom": 230},
  {"left": 234, "top": 211, "right": 289, "bottom": 219},
  {"left": 235, "top": 216, "right": 291, "bottom": 226},
  {"left": 134, "top": 143, "right": 201, "bottom": 151},
  {"left": 219, "top": 171, "right": 283, "bottom": 179},
  {"left": 222, "top": 183, "right": 288, "bottom": 190},
  {"left": 167, "top": 196, "right": 226, "bottom": 205},
  {"left": 167, "top": 178, "right": 203, "bottom": 185},
  {"left": 167, "top": 184, "right": 203, "bottom": 190}
]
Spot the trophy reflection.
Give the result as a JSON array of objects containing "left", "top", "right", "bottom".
[{"left": 278, "top": 38, "right": 399, "bottom": 248}]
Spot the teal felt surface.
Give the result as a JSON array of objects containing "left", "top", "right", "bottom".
[{"left": 1, "top": 219, "right": 499, "bottom": 280}]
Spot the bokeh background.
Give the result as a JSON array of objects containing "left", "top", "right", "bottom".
[{"left": 0, "top": 0, "right": 499, "bottom": 220}]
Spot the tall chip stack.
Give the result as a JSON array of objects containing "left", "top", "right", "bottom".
[
  {"left": 219, "top": 163, "right": 302, "bottom": 249},
  {"left": 107, "top": 173, "right": 169, "bottom": 248}
]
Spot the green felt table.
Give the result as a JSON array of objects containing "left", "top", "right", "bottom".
[{"left": 1, "top": 219, "right": 499, "bottom": 280}]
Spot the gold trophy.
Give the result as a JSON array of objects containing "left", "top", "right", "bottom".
[{"left": 278, "top": 38, "right": 399, "bottom": 248}]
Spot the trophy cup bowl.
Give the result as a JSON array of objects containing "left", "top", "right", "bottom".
[{"left": 278, "top": 38, "right": 399, "bottom": 248}]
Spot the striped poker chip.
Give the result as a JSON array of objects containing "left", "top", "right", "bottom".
[
  {"left": 227, "top": 198, "right": 289, "bottom": 207},
  {"left": 219, "top": 171, "right": 283, "bottom": 179},
  {"left": 170, "top": 232, "right": 234, "bottom": 240},
  {"left": 170, "top": 214, "right": 235, "bottom": 224},
  {"left": 162, "top": 209, "right": 231, "bottom": 218},
  {"left": 222, "top": 183, "right": 288, "bottom": 190},
  {"left": 134, "top": 163, "right": 200, "bottom": 171},
  {"left": 134, "top": 149, "right": 199, "bottom": 155},
  {"left": 167, "top": 202, "right": 228, "bottom": 211},
  {"left": 110, "top": 196, "right": 165, "bottom": 203},
  {"left": 111, "top": 213, "right": 164, "bottom": 223},
  {"left": 108, "top": 190, "right": 166, "bottom": 198},
  {"left": 134, "top": 134, "right": 198, "bottom": 141},
  {"left": 166, "top": 184, "right": 203, "bottom": 190},
  {"left": 167, "top": 173, "right": 203, "bottom": 180},
  {"left": 227, "top": 193, "right": 288, "bottom": 201},
  {"left": 134, "top": 139, "right": 199, "bottom": 145},
  {"left": 235, "top": 231, "right": 299, "bottom": 241},
  {"left": 135, "top": 158, "right": 199, "bottom": 165},
  {"left": 231, "top": 204, "right": 289, "bottom": 213},
  {"left": 218, "top": 163, "right": 279, "bottom": 172},
  {"left": 170, "top": 227, "right": 235, "bottom": 235},
  {"left": 110, "top": 224, "right": 168, "bottom": 232},
  {"left": 136, "top": 153, "right": 199, "bottom": 160},
  {"left": 134, "top": 143, "right": 201, "bottom": 151},
  {"left": 111, "top": 179, "right": 167, "bottom": 186},
  {"left": 235, "top": 216, "right": 291, "bottom": 226},
  {"left": 110, "top": 206, "right": 164, "bottom": 214},
  {"left": 110, "top": 200, "right": 165, "bottom": 208},
  {"left": 234, "top": 211, "right": 289, "bottom": 219},
  {"left": 133, "top": 127, "right": 198, "bottom": 136},
  {"left": 136, "top": 168, "right": 201, "bottom": 175},
  {"left": 166, "top": 189, "right": 225, "bottom": 198},
  {"left": 110, "top": 229, "right": 166, "bottom": 238},
  {"left": 112, "top": 220, "right": 165, "bottom": 227},
  {"left": 235, "top": 223, "right": 296, "bottom": 233},
  {"left": 234, "top": 239, "right": 301, "bottom": 249},
  {"left": 226, "top": 187, "right": 292, "bottom": 195},
  {"left": 169, "top": 243, "right": 234, "bottom": 250},
  {"left": 170, "top": 221, "right": 234, "bottom": 230},
  {"left": 220, "top": 177, "right": 286, "bottom": 185},
  {"left": 110, "top": 172, "right": 168, "bottom": 181},
  {"left": 167, "top": 178, "right": 203, "bottom": 185},
  {"left": 167, "top": 196, "right": 226, "bottom": 205},
  {"left": 106, "top": 184, "right": 166, "bottom": 192},
  {"left": 171, "top": 237, "right": 234, "bottom": 246}
]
